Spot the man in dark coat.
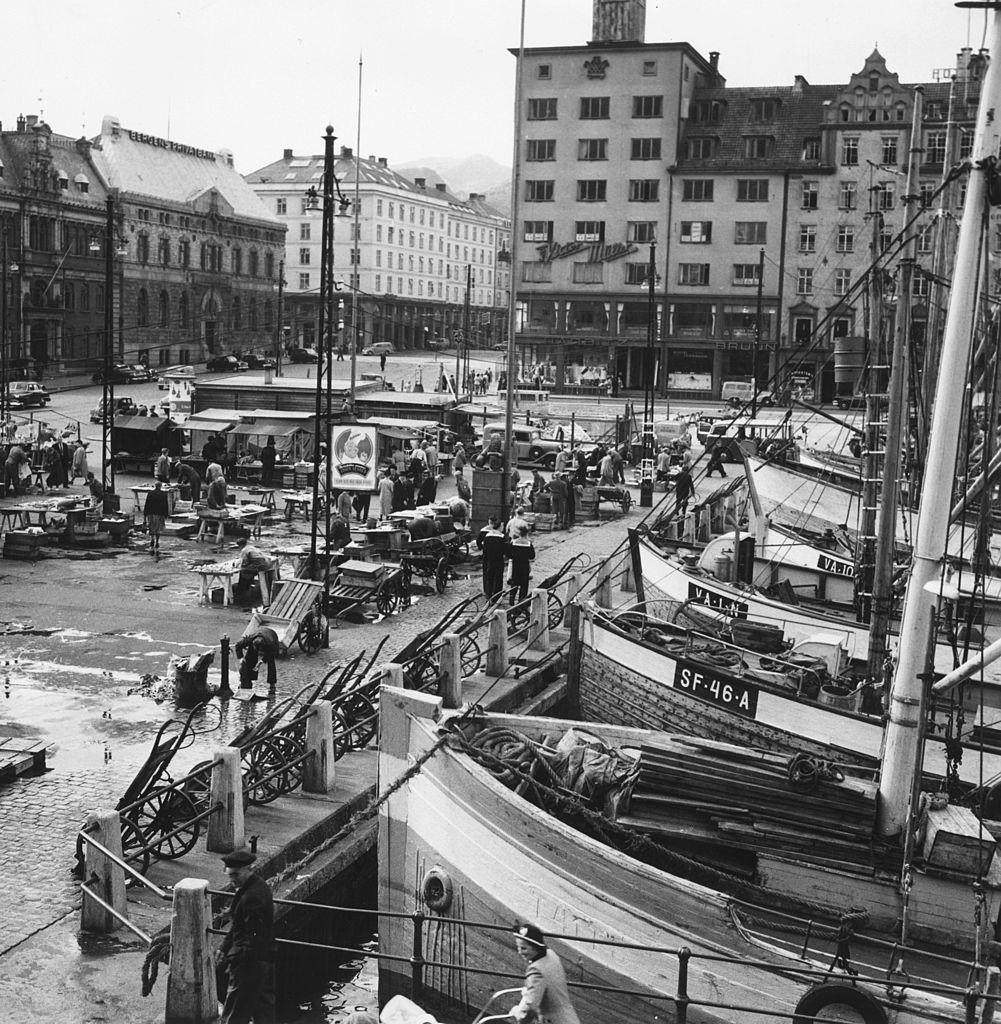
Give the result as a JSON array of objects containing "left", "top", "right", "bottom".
[
  {"left": 177, "top": 462, "right": 202, "bottom": 503},
  {"left": 547, "top": 473, "right": 569, "bottom": 530},
  {"left": 675, "top": 466, "right": 695, "bottom": 517},
  {"left": 234, "top": 625, "right": 279, "bottom": 691},
  {"left": 259, "top": 437, "right": 277, "bottom": 486},
  {"left": 477, "top": 517, "right": 507, "bottom": 598},
  {"left": 392, "top": 472, "right": 408, "bottom": 513},
  {"left": 705, "top": 439, "right": 728, "bottom": 477},
  {"left": 218, "top": 849, "right": 276, "bottom": 1024}
]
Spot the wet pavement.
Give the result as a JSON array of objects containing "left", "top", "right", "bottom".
[{"left": 0, "top": 467, "right": 637, "bottom": 1021}]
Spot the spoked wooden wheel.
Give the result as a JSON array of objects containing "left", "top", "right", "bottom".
[
  {"left": 133, "top": 790, "right": 200, "bottom": 860},
  {"left": 435, "top": 558, "right": 449, "bottom": 594},
  {"left": 268, "top": 734, "right": 305, "bottom": 796},
  {"left": 242, "top": 738, "right": 287, "bottom": 805},
  {"left": 119, "top": 815, "right": 152, "bottom": 874},
  {"left": 404, "top": 654, "right": 437, "bottom": 692},
  {"left": 460, "top": 635, "right": 482, "bottom": 675},
  {"left": 375, "top": 585, "right": 397, "bottom": 617},
  {"left": 297, "top": 611, "right": 327, "bottom": 653},
  {"left": 341, "top": 692, "right": 378, "bottom": 749}
]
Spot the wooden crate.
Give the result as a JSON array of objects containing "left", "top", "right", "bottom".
[
  {"left": 4, "top": 530, "right": 43, "bottom": 560},
  {"left": 533, "top": 513, "right": 556, "bottom": 532},
  {"left": 922, "top": 802, "right": 996, "bottom": 874},
  {"left": 338, "top": 559, "right": 386, "bottom": 582}
]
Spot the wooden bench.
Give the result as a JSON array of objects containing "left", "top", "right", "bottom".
[{"left": 241, "top": 577, "right": 323, "bottom": 655}]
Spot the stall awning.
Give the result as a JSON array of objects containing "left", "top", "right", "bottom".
[
  {"left": 230, "top": 419, "right": 310, "bottom": 438},
  {"left": 114, "top": 415, "right": 178, "bottom": 433},
  {"left": 184, "top": 418, "right": 237, "bottom": 434},
  {"left": 356, "top": 416, "right": 437, "bottom": 436}
]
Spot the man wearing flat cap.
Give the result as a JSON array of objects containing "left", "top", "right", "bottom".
[
  {"left": 510, "top": 923, "right": 580, "bottom": 1024},
  {"left": 218, "top": 849, "right": 276, "bottom": 1023}
]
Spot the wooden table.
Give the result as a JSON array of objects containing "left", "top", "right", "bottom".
[
  {"left": 132, "top": 485, "right": 180, "bottom": 515},
  {"left": 193, "top": 558, "right": 275, "bottom": 606},
  {"left": 281, "top": 490, "right": 313, "bottom": 520},
  {"left": 0, "top": 508, "right": 27, "bottom": 534},
  {"left": 245, "top": 487, "right": 277, "bottom": 510},
  {"left": 195, "top": 505, "right": 267, "bottom": 544},
  {"left": 235, "top": 461, "right": 263, "bottom": 485}
]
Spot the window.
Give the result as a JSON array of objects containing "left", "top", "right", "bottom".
[
  {"left": 841, "top": 136, "right": 859, "bottom": 165},
  {"left": 743, "top": 135, "right": 774, "bottom": 159},
  {"left": 642, "top": 60, "right": 657, "bottom": 76},
  {"left": 63, "top": 282, "right": 75, "bottom": 310},
  {"left": 232, "top": 247, "right": 243, "bottom": 275},
  {"left": 678, "top": 263, "right": 710, "bottom": 285},
  {"left": 537, "top": 63, "right": 551, "bottom": 80},
  {"left": 836, "top": 225, "right": 855, "bottom": 252},
  {"left": 799, "top": 225, "right": 816, "bottom": 252},
  {"left": 876, "top": 182, "right": 896, "bottom": 210},
  {"left": 299, "top": 247, "right": 310, "bottom": 265},
  {"left": 793, "top": 317, "right": 814, "bottom": 346},
  {"left": 158, "top": 290, "right": 169, "bottom": 328},
  {"left": 917, "top": 224, "right": 934, "bottom": 253},
  {"left": 179, "top": 292, "right": 189, "bottom": 329},
  {"left": 248, "top": 250, "right": 259, "bottom": 276},
  {"left": 351, "top": 248, "right": 360, "bottom": 265},
  {"left": 734, "top": 222, "right": 766, "bottom": 244},
  {"left": 574, "top": 220, "right": 604, "bottom": 242},
  {"left": 732, "top": 263, "right": 761, "bottom": 286},
  {"left": 577, "top": 179, "right": 607, "bottom": 202},
  {"left": 158, "top": 237, "right": 170, "bottom": 266},
  {"left": 525, "top": 180, "right": 554, "bottom": 202},
  {"left": 137, "top": 288, "right": 149, "bottom": 327},
  {"left": 797, "top": 268, "right": 813, "bottom": 294},
  {"left": 801, "top": 181, "right": 818, "bottom": 209},
  {"left": 632, "top": 138, "right": 662, "bottom": 160},
  {"left": 523, "top": 220, "right": 552, "bottom": 242},
  {"left": 528, "top": 98, "right": 557, "bottom": 120},
  {"left": 276, "top": 197, "right": 287, "bottom": 215},
  {"left": 522, "top": 261, "right": 552, "bottom": 282},
  {"left": 680, "top": 221, "right": 711, "bottom": 243},
  {"left": 629, "top": 179, "right": 659, "bottom": 202},
  {"left": 231, "top": 296, "right": 241, "bottom": 330},
  {"left": 572, "top": 262, "right": 603, "bottom": 283},
  {"left": 579, "top": 96, "right": 610, "bottom": 119},
  {"left": 625, "top": 262, "right": 650, "bottom": 285},
  {"left": 137, "top": 233, "right": 150, "bottom": 264},
  {"left": 178, "top": 240, "right": 190, "bottom": 267},
  {"left": 926, "top": 131, "right": 947, "bottom": 163},
  {"left": 632, "top": 95, "right": 663, "bottom": 118},
  {"left": 802, "top": 138, "right": 821, "bottom": 161},
  {"left": 839, "top": 181, "right": 858, "bottom": 209},
  {"left": 959, "top": 129, "right": 974, "bottom": 160},
  {"left": 879, "top": 226, "right": 894, "bottom": 252},
  {"left": 527, "top": 139, "right": 556, "bottom": 161},
  {"left": 737, "top": 179, "right": 769, "bottom": 202},
  {"left": 299, "top": 272, "right": 310, "bottom": 289},
  {"left": 578, "top": 138, "right": 608, "bottom": 161},
  {"left": 913, "top": 272, "right": 930, "bottom": 297},
  {"left": 629, "top": 221, "right": 657, "bottom": 243},
  {"left": 691, "top": 100, "right": 722, "bottom": 124},
  {"left": 834, "top": 268, "right": 851, "bottom": 295},
  {"left": 300, "top": 223, "right": 311, "bottom": 240},
  {"left": 682, "top": 179, "right": 714, "bottom": 202},
  {"left": 80, "top": 284, "right": 89, "bottom": 312},
  {"left": 881, "top": 135, "right": 898, "bottom": 164},
  {"left": 750, "top": 98, "right": 778, "bottom": 122},
  {"left": 687, "top": 137, "right": 717, "bottom": 159}
]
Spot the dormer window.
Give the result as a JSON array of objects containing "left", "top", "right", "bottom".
[
  {"left": 869, "top": 73, "right": 880, "bottom": 93},
  {"left": 57, "top": 171, "right": 69, "bottom": 191},
  {"left": 74, "top": 173, "right": 89, "bottom": 194},
  {"left": 750, "top": 98, "right": 778, "bottom": 123}
]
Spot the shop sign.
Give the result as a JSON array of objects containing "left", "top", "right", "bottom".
[
  {"left": 127, "top": 130, "right": 216, "bottom": 161},
  {"left": 537, "top": 240, "right": 638, "bottom": 264},
  {"left": 330, "top": 424, "right": 378, "bottom": 492},
  {"left": 668, "top": 372, "right": 712, "bottom": 391}
]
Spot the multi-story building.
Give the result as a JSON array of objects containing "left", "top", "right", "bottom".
[
  {"left": 0, "top": 114, "right": 109, "bottom": 377},
  {"left": 89, "top": 116, "right": 285, "bottom": 369},
  {"left": 513, "top": 0, "right": 980, "bottom": 399},
  {"left": 245, "top": 147, "right": 510, "bottom": 354}
]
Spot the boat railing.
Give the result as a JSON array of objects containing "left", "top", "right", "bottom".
[{"left": 180, "top": 894, "right": 991, "bottom": 1021}]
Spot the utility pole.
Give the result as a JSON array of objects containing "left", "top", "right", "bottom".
[
  {"left": 102, "top": 194, "right": 116, "bottom": 496},
  {"left": 462, "top": 263, "right": 472, "bottom": 378},
  {"left": 752, "top": 246, "right": 765, "bottom": 420},
  {"left": 1, "top": 222, "right": 10, "bottom": 427},
  {"left": 275, "top": 258, "right": 285, "bottom": 376}
]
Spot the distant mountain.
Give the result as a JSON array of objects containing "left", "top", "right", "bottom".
[{"left": 397, "top": 154, "right": 511, "bottom": 210}]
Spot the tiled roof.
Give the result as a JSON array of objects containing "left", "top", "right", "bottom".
[
  {"left": 677, "top": 84, "right": 839, "bottom": 174},
  {"left": 246, "top": 152, "right": 433, "bottom": 198},
  {"left": 90, "top": 119, "right": 279, "bottom": 224},
  {"left": 0, "top": 126, "right": 108, "bottom": 207}
]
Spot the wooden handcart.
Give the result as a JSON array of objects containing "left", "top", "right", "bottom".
[
  {"left": 242, "top": 577, "right": 326, "bottom": 655},
  {"left": 327, "top": 559, "right": 409, "bottom": 623},
  {"left": 401, "top": 536, "right": 453, "bottom": 594}
]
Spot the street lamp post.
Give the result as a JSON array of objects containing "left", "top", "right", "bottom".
[
  {"left": 639, "top": 241, "right": 658, "bottom": 508},
  {"left": 101, "top": 195, "right": 116, "bottom": 496},
  {"left": 306, "top": 126, "right": 352, "bottom": 648},
  {"left": 275, "top": 258, "right": 285, "bottom": 376},
  {"left": 0, "top": 220, "right": 15, "bottom": 430}
]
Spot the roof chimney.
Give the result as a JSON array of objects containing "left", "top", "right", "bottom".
[
  {"left": 368, "top": 154, "right": 376, "bottom": 161},
  {"left": 283, "top": 148, "right": 293, "bottom": 160},
  {"left": 435, "top": 183, "right": 448, "bottom": 192},
  {"left": 340, "top": 146, "right": 353, "bottom": 159},
  {"left": 794, "top": 74, "right": 809, "bottom": 91},
  {"left": 25, "top": 114, "right": 38, "bottom": 129},
  {"left": 16, "top": 114, "right": 25, "bottom": 133},
  {"left": 709, "top": 51, "right": 720, "bottom": 71},
  {"left": 591, "top": 0, "right": 646, "bottom": 44},
  {"left": 414, "top": 177, "right": 426, "bottom": 188},
  {"left": 378, "top": 156, "right": 388, "bottom": 167}
]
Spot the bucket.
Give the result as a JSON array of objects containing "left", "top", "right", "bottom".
[
  {"left": 713, "top": 554, "right": 732, "bottom": 581},
  {"left": 818, "top": 684, "right": 856, "bottom": 710}
]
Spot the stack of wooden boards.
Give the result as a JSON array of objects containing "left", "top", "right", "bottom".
[{"left": 617, "top": 737, "right": 877, "bottom": 872}]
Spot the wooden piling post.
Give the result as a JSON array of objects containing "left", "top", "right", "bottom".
[
  {"left": 382, "top": 663, "right": 405, "bottom": 688},
  {"left": 438, "top": 633, "right": 463, "bottom": 709},
  {"left": 165, "top": 878, "right": 218, "bottom": 1024},
  {"left": 595, "top": 573, "right": 612, "bottom": 609},
  {"left": 206, "top": 747, "right": 244, "bottom": 854},
  {"left": 562, "top": 573, "right": 582, "bottom": 625},
  {"left": 620, "top": 556, "right": 635, "bottom": 593},
  {"left": 528, "top": 589, "right": 551, "bottom": 651},
  {"left": 80, "top": 809, "right": 127, "bottom": 934},
  {"left": 486, "top": 609, "right": 509, "bottom": 676},
  {"left": 682, "top": 512, "right": 696, "bottom": 543},
  {"left": 697, "top": 507, "right": 712, "bottom": 542},
  {"left": 303, "top": 701, "right": 335, "bottom": 794}
]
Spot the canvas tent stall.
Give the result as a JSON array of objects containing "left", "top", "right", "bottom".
[
  {"left": 355, "top": 416, "right": 439, "bottom": 464},
  {"left": 229, "top": 416, "right": 314, "bottom": 463},
  {"left": 182, "top": 409, "right": 239, "bottom": 459},
  {"left": 112, "top": 415, "right": 183, "bottom": 459}
]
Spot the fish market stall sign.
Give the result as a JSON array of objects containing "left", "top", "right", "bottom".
[{"left": 331, "top": 424, "right": 377, "bottom": 491}]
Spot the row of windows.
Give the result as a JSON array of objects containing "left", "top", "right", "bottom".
[
  {"left": 526, "top": 179, "right": 660, "bottom": 203},
  {"left": 132, "top": 234, "right": 276, "bottom": 277},
  {"left": 678, "top": 177, "right": 945, "bottom": 212},
  {"left": 534, "top": 60, "right": 659, "bottom": 80},
  {"left": 527, "top": 95, "right": 664, "bottom": 121},
  {"left": 522, "top": 220, "right": 658, "bottom": 244},
  {"left": 527, "top": 137, "right": 663, "bottom": 162},
  {"left": 690, "top": 98, "right": 780, "bottom": 124},
  {"left": 522, "top": 261, "right": 673, "bottom": 286},
  {"left": 675, "top": 218, "right": 936, "bottom": 255},
  {"left": 132, "top": 288, "right": 274, "bottom": 331}
]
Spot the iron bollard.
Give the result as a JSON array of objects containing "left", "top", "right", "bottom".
[
  {"left": 410, "top": 909, "right": 426, "bottom": 1002},
  {"left": 219, "top": 634, "right": 233, "bottom": 696},
  {"left": 676, "top": 946, "right": 691, "bottom": 1024}
]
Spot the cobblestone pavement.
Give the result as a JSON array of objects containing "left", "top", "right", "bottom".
[{"left": 0, "top": 472, "right": 643, "bottom": 959}]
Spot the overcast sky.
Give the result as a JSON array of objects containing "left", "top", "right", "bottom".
[{"left": 2, "top": 1, "right": 982, "bottom": 176}]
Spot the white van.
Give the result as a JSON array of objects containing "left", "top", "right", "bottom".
[{"left": 721, "top": 380, "right": 774, "bottom": 407}]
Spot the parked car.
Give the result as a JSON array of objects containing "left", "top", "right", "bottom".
[
  {"left": 476, "top": 424, "right": 595, "bottom": 470},
  {"left": 425, "top": 337, "right": 450, "bottom": 352},
  {"left": 240, "top": 353, "right": 276, "bottom": 370},
  {"left": 92, "top": 363, "right": 150, "bottom": 384},
  {"left": 491, "top": 342, "right": 508, "bottom": 351},
  {"left": 287, "top": 346, "right": 319, "bottom": 364},
  {"left": 361, "top": 342, "right": 394, "bottom": 357},
  {"left": 205, "top": 354, "right": 249, "bottom": 372},
  {"left": 720, "top": 379, "right": 774, "bottom": 408},
  {"left": 89, "top": 396, "right": 139, "bottom": 423},
  {"left": 127, "top": 363, "right": 153, "bottom": 383},
  {"left": 6, "top": 381, "right": 50, "bottom": 407},
  {"left": 157, "top": 365, "right": 196, "bottom": 389}
]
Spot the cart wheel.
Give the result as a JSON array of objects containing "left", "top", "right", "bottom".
[
  {"left": 398, "top": 573, "right": 412, "bottom": 608},
  {"left": 134, "top": 789, "right": 200, "bottom": 861},
  {"left": 376, "top": 586, "right": 397, "bottom": 617},
  {"left": 297, "top": 612, "right": 327, "bottom": 654},
  {"left": 622, "top": 491, "right": 632, "bottom": 512},
  {"left": 343, "top": 692, "right": 378, "bottom": 749},
  {"left": 460, "top": 635, "right": 482, "bottom": 675},
  {"left": 547, "top": 591, "right": 565, "bottom": 630},
  {"left": 243, "top": 738, "right": 286, "bottom": 805},
  {"left": 181, "top": 761, "right": 213, "bottom": 815},
  {"left": 435, "top": 558, "right": 449, "bottom": 594},
  {"left": 331, "top": 704, "right": 354, "bottom": 758},
  {"left": 404, "top": 653, "right": 437, "bottom": 692},
  {"left": 268, "top": 734, "right": 306, "bottom": 796},
  {"left": 118, "top": 815, "right": 152, "bottom": 875}
]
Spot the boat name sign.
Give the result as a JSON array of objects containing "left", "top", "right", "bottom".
[
  {"left": 688, "top": 582, "right": 748, "bottom": 618},
  {"left": 818, "top": 553, "right": 854, "bottom": 578},
  {"left": 672, "top": 664, "right": 759, "bottom": 717}
]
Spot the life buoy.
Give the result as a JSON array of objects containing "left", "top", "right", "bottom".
[
  {"left": 421, "top": 867, "right": 454, "bottom": 913},
  {"left": 793, "top": 983, "right": 887, "bottom": 1024}
]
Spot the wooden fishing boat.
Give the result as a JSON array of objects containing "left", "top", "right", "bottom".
[{"left": 378, "top": 692, "right": 999, "bottom": 1023}]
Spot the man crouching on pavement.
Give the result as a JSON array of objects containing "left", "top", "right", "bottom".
[
  {"left": 217, "top": 849, "right": 275, "bottom": 1023},
  {"left": 234, "top": 625, "right": 279, "bottom": 691}
]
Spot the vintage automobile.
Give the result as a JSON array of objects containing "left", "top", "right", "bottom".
[
  {"left": 361, "top": 342, "right": 394, "bottom": 357},
  {"left": 6, "top": 381, "right": 51, "bottom": 407},
  {"left": 205, "top": 354, "right": 249, "bottom": 372},
  {"left": 286, "top": 346, "right": 319, "bottom": 363},
  {"left": 89, "top": 396, "right": 139, "bottom": 423},
  {"left": 92, "top": 363, "right": 150, "bottom": 384},
  {"left": 475, "top": 424, "right": 595, "bottom": 469}
]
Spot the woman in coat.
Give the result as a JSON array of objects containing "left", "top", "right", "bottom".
[{"left": 143, "top": 480, "right": 170, "bottom": 552}]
